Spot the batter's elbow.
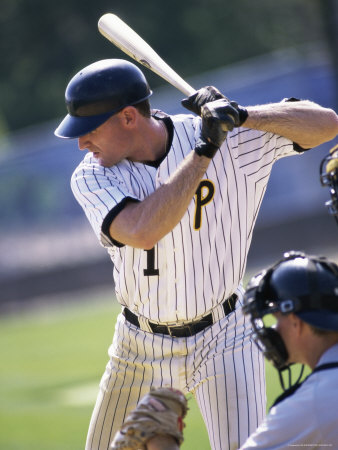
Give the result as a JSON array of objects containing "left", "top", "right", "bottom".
[
  {"left": 127, "top": 228, "right": 160, "bottom": 250},
  {"left": 138, "top": 235, "right": 160, "bottom": 250},
  {"left": 304, "top": 109, "right": 338, "bottom": 148},
  {"left": 325, "top": 108, "right": 338, "bottom": 142}
]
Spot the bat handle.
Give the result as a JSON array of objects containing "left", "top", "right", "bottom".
[{"left": 179, "top": 85, "right": 196, "bottom": 97}]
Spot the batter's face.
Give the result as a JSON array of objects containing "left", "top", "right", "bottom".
[{"left": 78, "top": 113, "right": 132, "bottom": 167}]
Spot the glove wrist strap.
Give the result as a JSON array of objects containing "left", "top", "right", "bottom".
[
  {"left": 194, "top": 138, "right": 219, "bottom": 158},
  {"left": 238, "top": 107, "right": 248, "bottom": 125}
]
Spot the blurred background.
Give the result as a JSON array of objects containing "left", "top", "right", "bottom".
[
  {"left": 0, "top": 0, "right": 337, "bottom": 309},
  {"left": 0, "top": 0, "right": 337, "bottom": 448}
]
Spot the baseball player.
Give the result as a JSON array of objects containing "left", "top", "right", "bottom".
[
  {"left": 54, "top": 58, "right": 338, "bottom": 450},
  {"left": 320, "top": 143, "right": 338, "bottom": 224},
  {"left": 240, "top": 251, "right": 338, "bottom": 449}
]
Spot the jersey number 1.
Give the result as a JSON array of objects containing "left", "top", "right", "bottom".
[{"left": 144, "top": 248, "right": 159, "bottom": 276}]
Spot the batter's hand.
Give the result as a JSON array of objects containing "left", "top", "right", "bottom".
[
  {"left": 181, "top": 86, "right": 227, "bottom": 115},
  {"left": 182, "top": 87, "right": 248, "bottom": 128},
  {"left": 195, "top": 98, "right": 239, "bottom": 158}
]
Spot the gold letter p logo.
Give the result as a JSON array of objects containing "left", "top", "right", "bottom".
[{"left": 194, "top": 180, "right": 215, "bottom": 230}]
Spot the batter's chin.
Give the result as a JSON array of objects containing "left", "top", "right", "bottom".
[
  {"left": 93, "top": 153, "right": 106, "bottom": 166},
  {"left": 98, "top": 158, "right": 113, "bottom": 168}
]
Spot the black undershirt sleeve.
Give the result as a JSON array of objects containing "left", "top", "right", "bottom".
[{"left": 101, "top": 197, "right": 140, "bottom": 247}]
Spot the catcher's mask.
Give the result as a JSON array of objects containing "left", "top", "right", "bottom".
[
  {"left": 320, "top": 144, "right": 338, "bottom": 225},
  {"left": 243, "top": 251, "right": 338, "bottom": 372}
]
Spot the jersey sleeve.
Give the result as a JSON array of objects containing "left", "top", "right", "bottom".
[
  {"left": 70, "top": 157, "right": 138, "bottom": 248},
  {"left": 227, "top": 96, "right": 307, "bottom": 177},
  {"left": 227, "top": 126, "right": 301, "bottom": 182}
]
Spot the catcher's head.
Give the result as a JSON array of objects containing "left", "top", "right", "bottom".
[
  {"left": 243, "top": 251, "right": 338, "bottom": 371},
  {"left": 320, "top": 144, "right": 338, "bottom": 225}
]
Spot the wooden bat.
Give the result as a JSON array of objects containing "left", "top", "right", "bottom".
[{"left": 98, "top": 13, "right": 196, "bottom": 97}]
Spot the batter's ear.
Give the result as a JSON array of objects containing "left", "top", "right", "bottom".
[{"left": 119, "top": 106, "right": 138, "bottom": 127}]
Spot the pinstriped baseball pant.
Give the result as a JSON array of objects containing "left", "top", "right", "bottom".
[{"left": 85, "top": 305, "right": 266, "bottom": 450}]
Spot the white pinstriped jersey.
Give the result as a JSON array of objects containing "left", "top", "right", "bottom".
[{"left": 71, "top": 111, "right": 299, "bottom": 323}]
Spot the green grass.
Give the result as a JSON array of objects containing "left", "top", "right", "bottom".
[{"left": 0, "top": 291, "right": 307, "bottom": 450}]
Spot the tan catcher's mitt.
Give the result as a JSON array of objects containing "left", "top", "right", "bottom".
[{"left": 110, "top": 387, "right": 188, "bottom": 449}]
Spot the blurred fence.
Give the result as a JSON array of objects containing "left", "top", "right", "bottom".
[{"left": 0, "top": 43, "right": 337, "bottom": 311}]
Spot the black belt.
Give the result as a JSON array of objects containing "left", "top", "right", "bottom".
[{"left": 123, "top": 293, "right": 238, "bottom": 338}]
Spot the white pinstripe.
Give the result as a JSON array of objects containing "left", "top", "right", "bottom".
[{"left": 71, "top": 110, "right": 300, "bottom": 450}]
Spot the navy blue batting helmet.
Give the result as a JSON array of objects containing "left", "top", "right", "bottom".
[{"left": 55, "top": 59, "right": 152, "bottom": 139}]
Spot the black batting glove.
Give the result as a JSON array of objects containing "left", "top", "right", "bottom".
[
  {"left": 229, "top": 101, "right": 248, "bottom": 126},
  {"left": 195, "top": 98, "right": 239, "bottom": 158},
  {"left": 182, "top": 86, "right": 248, "bottom": 127},
  {"left": 181, "top": 86, "right": 227, "bottom": 116}
]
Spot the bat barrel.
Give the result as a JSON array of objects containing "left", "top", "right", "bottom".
[{"left": 98, "top": 14, "right": 195, "bottom": 97}]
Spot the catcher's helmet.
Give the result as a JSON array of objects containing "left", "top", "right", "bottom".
[
  {"left": 243, "top": 251, "right": 338, "bottom": 369},
  {"left": 320, "top": 144, "right": 338, "bottom": 225},
  {"left": 55, "top": 59, "right": 152, "bottom": 139}
]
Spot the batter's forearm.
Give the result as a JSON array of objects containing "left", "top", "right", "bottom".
[
  {"left": 109, "top": 151, "right": 210, "bottom": 249},
  {"left": 244, "top": 101, "right": 338, "bottom": 149}
]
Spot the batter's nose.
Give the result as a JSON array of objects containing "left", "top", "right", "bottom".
[{"left": 78, "top": 135, "right": 88, "bottom": 151}]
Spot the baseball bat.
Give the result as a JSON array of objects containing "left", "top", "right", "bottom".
[{"left": 98, "top": 13, "right": 196, "bottom": 97}]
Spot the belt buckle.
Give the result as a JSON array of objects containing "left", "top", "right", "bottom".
[{"left": 168, "top": 323, "right": 192, "bottom": 337}]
